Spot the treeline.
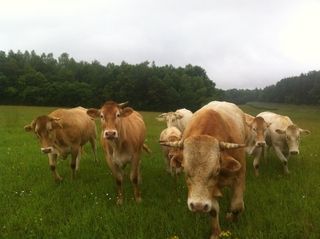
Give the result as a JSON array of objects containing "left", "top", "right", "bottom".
[
  {"left": 1, "top": 50, "right": 319, "bottom": 110},
  {"left": 225, "top": 71, "right": 320, "bottom": 104},
  {"left": 0, "top": 50, "right": 223, "bottom": 111}
]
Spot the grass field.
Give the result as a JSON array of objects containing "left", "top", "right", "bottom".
[{"left": 0, "top": 103, "right": 319, "bottom": 239}]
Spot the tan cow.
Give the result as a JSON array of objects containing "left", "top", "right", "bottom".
[
  {"left": 24, "top": 107, "right": 97, "bottom": 181},
  {"left": 160, "top": 101, "right": 246, "bottom": 239},
  {"left": 256, "top": 111, "right": 310, "bottom": 174},
  {"left": 159, "top": 126, "right": 182, "bottom": 175},
  {"left": 244, "top": 113, "right": 271, "bottom": 176},
  {"left": 87, "top": 101, "right": 146, "bottom": 205}
]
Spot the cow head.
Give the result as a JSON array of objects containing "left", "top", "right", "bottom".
[
  {"left": 24, "top": 115, "right": 63, "bottom": 154},
  {"left": 160, "top": 135, "right": 245, "bottom": 214},
  {"left": 87, "top": 101, "right": 132, "bottom": 140},
  {"left": 275, "top": 124, "right": 310, "bottom": 155},
  {"left": 156, "top": 111, "right": 183, "bottom": 128},
  {"left": 246, "top": 116, "right": 271, "bottom": 147}
]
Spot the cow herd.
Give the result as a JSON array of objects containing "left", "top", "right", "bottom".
[{"left": 24, "top": 100, "right": 310, "bottom": 239}]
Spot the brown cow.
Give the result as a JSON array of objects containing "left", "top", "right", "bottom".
[
  {"left": 161, "top": 101, "right": 246, "bottom": 239},
  {"left": 24, "top": 107, "right": 97, "bottom": 181},
  {"left": 245, "top": 113, "right": 271, "bottom": 176},
  {"left": 87, "top": 101, "right": 146, "bottom": 205}
]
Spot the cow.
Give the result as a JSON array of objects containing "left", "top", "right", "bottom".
[
  {"left": 160, "top": 101, "right": 247, "bottom": 239},
  {"left": 159, "top": 126, "right": 182, "bottom": 175},
  {"left": 256, "top": 112, "right": 310, "bottom": 174},
  {"left": 87, "top": 101, "right": 146, "bottom": 205},
  {"left": 24, "top": 107, "right": 97, "bottom": 182},
  {"left": 244, "top": 113, "right": 271, "bottom": 176},
  {"left": 156, "top": 108, "right": 193, "bottom": 132}
]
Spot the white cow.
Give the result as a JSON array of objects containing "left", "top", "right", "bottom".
[
  {"left": 257, "top": 112, "right": 310, "bottom": 174},
  {"left": 244, "top": 113, "right": 271, "bottom": 176},
  {"left": 156, "top": 108, "right": 193, "bottom": 132},
  {"left": 159, "top": 126, "right": 182, "bottom": 175}
]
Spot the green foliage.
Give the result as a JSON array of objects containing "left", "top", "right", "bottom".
[
  {"left": 224, "top": 71, "right": 320, "bottom": 105},
  {"left": 0, "top": 50, "right": 219, "bottom": 111},
  {"left": 0, "top": 104, "right": 319, "bottom": 238}
]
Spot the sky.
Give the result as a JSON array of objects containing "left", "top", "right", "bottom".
[{"left": 1, "top": 0, "right": 320, "bottom": 89}]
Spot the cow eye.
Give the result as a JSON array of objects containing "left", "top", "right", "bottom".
[
  {"left": 116, "top": 113, "right": 120, "bottom": 117},
  {"left": 252, "top": 128, "right": 257, "bottom": 131}
]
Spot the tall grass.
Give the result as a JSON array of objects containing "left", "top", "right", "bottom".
[{"left": 0, "top": 104, "right": 319, "bottom": 239}]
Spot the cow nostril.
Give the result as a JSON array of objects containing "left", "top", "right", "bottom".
[
  {"left": 190, "top": 202, "right": 194, "bottom": 210},
  {"left": 290, "top": 151, "right": 299, "bottom": 155},
  {"left": 203, "top": 204, "right": 209, "bottom": 212}
]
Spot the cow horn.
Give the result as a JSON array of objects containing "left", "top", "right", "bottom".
[
  {"left": 158, "top": 113, "right": 167, "bottom": 118},
  {"left": 159, "top": 140, "right": 183, "bottom": 148},
  {"left": 118, "top": 101, "right": 129, "bottom": 108},
  {"left": 219, "top": 141, "right": 246, "bottom": 150}
]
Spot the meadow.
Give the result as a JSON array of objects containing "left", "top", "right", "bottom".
[{"left": 0, "top": 103, "right": 319, "bottom": 239}]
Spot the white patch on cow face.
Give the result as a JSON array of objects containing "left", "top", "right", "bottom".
[{"left": 183, "top": 136, "right": 221, "bottom": 213}]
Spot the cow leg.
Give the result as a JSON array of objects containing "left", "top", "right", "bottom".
[
  {"left": 70, "top": 149, "right": 78, "bottom": 179},
  {"left": 105, "top": 156, "right": 124, "bottom": 205},
  {"left": 76, "top": 148, "right": 81, "bottom": 171},
  {"left": 210, "top": 202, "right": 221, "bottom": 239},
  {"left": 252, "top": 147, "right": 263, "bottom": 176},
  {"left": 227, "top": 163, "right": 245, "bottom": 221},
  {"left": 274, "top": 146, "right": 290, "bottom": 174},
  {"left": 130, "top": 154, "right": 142, "bottom": 203},
  {"left": 90, "top": 137, "right": 98, "bottom": 163},
  {"left": 48, "top": 153, "right": 62, "bottom": 182}
]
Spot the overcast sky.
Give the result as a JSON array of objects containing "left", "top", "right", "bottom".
[{"left": 1, "top": 0, "right": 320, "bottom": 89}]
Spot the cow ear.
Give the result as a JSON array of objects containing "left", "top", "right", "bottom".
[
  {"left": 87, "top": 108, "right": 100, "bottom": 118},
  {"left": 299, "top": 129, "right": 310, "bottom": 135},
  {"left": 275, "top": 129, "right": 286, "bottom": 134},
  {"left": 24, "top": 124, "right": 33, "bottom": 132},
  {"left": 120, "top": 107, "right": 133, "bottom": 117},
  {"left": 220, "top": 155, "right": 241, "bottom": 173}
]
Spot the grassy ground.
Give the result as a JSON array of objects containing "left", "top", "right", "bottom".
[{"left": 0, "top": 103, "right": 319, "bottom": 239}]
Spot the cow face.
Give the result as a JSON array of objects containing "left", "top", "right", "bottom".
[
  {"left": 156, "top": 112, "right": 183, "bottom": 128},
  {"left": 87, "top": 101, "right": 133, "bottom": 140},
  {"left": 276, "top": 125, "right": 310, "bottom": 155},
  {"left": 182, "top": 135, "right": 242, "bottom": 214},
  {"left": 247, "top": 117, "right": 270, "bottom": 147},
  {"left": 24, "top": 116, "right": 62, "bottom": 154}
]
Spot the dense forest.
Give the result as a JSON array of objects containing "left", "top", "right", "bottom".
[
  {"left": 224, "top": 71, "right": 320, "bottom": 104},
  {"left": 0, "top": 50, "right": 319, "bottom": 111},
  {"left": 0, "top": 50, "right": 223, "bottom": 111}
]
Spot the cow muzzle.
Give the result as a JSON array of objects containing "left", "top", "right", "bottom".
[
  {"left": 104, "top": 130, "right": 118, "bottom": 140},
  {"left": 41, "top": 147, "right": 53, "bottom": 154},
  {"left": 188, "top": 199, "right": 212, "bottom": 213},
  {"left": 255, "top": 141, "right": 266, "bottom": 147},
  {"left": 290, "top": 150, "right": 299, "bottom": 155}
]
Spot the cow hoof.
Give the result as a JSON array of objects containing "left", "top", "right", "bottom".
[
  {"left": 135, "top": 197, "right": 142, "bottom": 203},
  {"left": 116, "top": 198, "right": 123, "bottom": 206},
  {"left": 284, "top": 169, "right": 290, "bottom": 175},
  {"left": 254, "top": 170, "right": 259, "bottom": 177},
  {"left": 226, "top": 212, "right": 238, "bottom": 222},
  {"left": 55, "top": 177, "right": 63, "bottom": 182},
  {"left": 209, "top": 234, "right": 219, "bottom": 239}
]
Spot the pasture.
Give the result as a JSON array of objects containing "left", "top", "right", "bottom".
[{"left": 0, "top": 103, "right": 319, "bottom": 239}]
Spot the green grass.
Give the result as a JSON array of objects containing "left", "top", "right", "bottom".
[{"left": 0, "top": 103, "right": 319, "bottom": 239}]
